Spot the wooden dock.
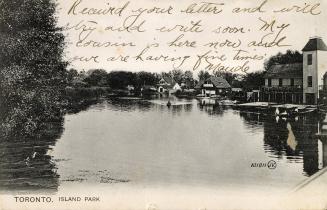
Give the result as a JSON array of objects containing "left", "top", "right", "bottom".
[
  {"left": 235, "top": 102, "right": 319, "bottom": 117},
  {"left": 237, "top": 102, "right": 316, "bottom": 110}
]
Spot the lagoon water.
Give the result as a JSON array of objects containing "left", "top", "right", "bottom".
[{"left": 0, "top": 96, "right": 326, "bottom": 193}]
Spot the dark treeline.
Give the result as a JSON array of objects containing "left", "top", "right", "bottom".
[
  {"left": 67, "top": 69, "right": 197, "bottom": 90},
  {"left": 68, "top": 69, "right": 160, "bottom": 89},
  {"left": 67, "top": 68, "right": 266, "bottom": 92}
]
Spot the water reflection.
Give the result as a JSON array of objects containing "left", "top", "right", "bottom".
[
  {"left": 198, "top": 98, "right": 232, "bottom": 117},
  {"left": 0, "top": 122, "right": 63, "bottom": 193},
  {"left": 1, "top": 96, "right": 327, "bottom": 193},
  {"left": 0, "top": 98, "right": 100, "bottom": 193},
  {"left": 148, "top": 96, "right": 196, "bottom": 116},
  {"left": 286, "top": 123, "right": 297, "bottom": 151},
  {"left": 320, "top": 138, "right": 327, "bottom": 168},
  {"left": 240, "top": 111, "right": 326, "bottom": 176},
  {"left": 198, "top": 104, "right": 225, "bottom": 116},
  {"left": 106, "top": 98, "right": 152, "bottom": 113}
]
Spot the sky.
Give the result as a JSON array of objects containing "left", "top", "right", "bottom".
[{"left": 56, "top": 0, "right": 327, "bottom": 73}]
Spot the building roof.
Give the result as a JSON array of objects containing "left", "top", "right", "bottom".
[
  {"left": 161, "top": 75, "right": 177, "bottom": 86},
  {"left": 195, "top": 76, "right": 231, "bottom": 89},
  {"left": 302, "top": 37, "right": 327, "bottom": 51},
  {"left": 264, "top": 63, "right": 303, "bottom": 79}
]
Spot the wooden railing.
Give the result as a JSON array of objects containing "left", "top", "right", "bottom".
[{"left": 261, "top": 86, "right": 303, "bottom": 92}]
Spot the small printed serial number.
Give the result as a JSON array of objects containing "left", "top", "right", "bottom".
[{"left": 251, "top": 160, "right": 277, "bottom": 169}]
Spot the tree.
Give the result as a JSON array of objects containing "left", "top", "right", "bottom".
[
  {"left": 182, "top": 70, "right": 194, "bottom": 88},
  {"left": 0, "top": 0, "right": 68, "bottom": 136},
  {"left": 0, "top": 0, "right": 67, "bottom": 88},
  {"left": 198, "top": 70, "right": 211, "bottom": 81},
  {"left": 213, "top": 71, "right": 238, "bottom": 85},
  {"left": 67, "top": 68, "right": 78, "bottom": 83},
  {"left": 264, "top": 50, "right": 302, "bottom": 70},
  {"left": 84, "top": 69, "right": 108, "bottom": 86},
  {"left": 240, "top": 71, "right": 265, "bottom": 91},
  {"left": 107, "top": 71, "right": 136, "bottom": 89},
  {"left": 135, "top": 71, "right": 159, "bottom": 88},
  {"left": 170, "top": 69, "right": 183, "bottom": 84},
  {"left": 183, "top": 70, "right": 193, "bottom": 79}
]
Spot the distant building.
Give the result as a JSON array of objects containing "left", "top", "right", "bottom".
[
  {"left": 195, "top": 76, "right": 231, "bottom": 97},
  {"left": 141, "top": 85, "right": 157, "bottom": 94},
  {"left": 157, "top": 75, "right": 181, "bottom": 93},
  {"left": 261, "top": 37, "right": 327, "bottom": 104}
]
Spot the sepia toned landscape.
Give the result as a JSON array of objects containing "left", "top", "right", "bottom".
[{"left": 1, "top": 0, "right": 327, "bottom": 209}]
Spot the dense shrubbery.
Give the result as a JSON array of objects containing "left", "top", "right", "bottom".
[{"left": 0, "top": 0, "right": 68, "bottom": 137}]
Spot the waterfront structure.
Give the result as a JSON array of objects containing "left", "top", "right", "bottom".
[
  {"left": 195, "top": 76, "right": 231, "bottom": 97},
  {"left": 261, "top": 63, "right": 303, "bottom": 104},
  {"left": 302, "top": 37, "right": 327, "bottom": 104},
  {"left": 261, "top": 37, "right": 327, "bottom": 105},
  {"left": 157, "top": 75, "right": 181, "bottom": 93}
]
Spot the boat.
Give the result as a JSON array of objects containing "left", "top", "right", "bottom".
[
  {"left": 288, "top": 107, "right": 317, "bottom": 116},
  {"left": 274, "top": 107, "right": 289, "bottom": 117},
  {"left": 220, "top": 100, "right": 236, "bottom": 106}
]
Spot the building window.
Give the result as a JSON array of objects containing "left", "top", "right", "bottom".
[
  {"left": 291, "top": 78, "right": 294, "bottom": 86},
  {"left": 268, "top": 79, "right": 271, "bottom": 87},
  {"left": 308, "top": 76, "right": 313, "bottom": 87},
  {"left": 279, "top": 78, "right": 283, "bottom": 87},
  {"left": 308, "top": 54, "right": 313, "bottom": 65}
]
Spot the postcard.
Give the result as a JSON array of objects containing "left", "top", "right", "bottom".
[{"left": 1, "top": 0, "right": 327, "bottom": 209}]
